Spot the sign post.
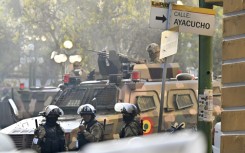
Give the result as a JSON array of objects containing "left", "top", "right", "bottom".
[
  {"left": 198, "top": 1, "right": 214, "bottom": 153},
  {"left": 169, "top": 4, "right": 215, "bottom": 36},
  {"left": 157, "top": 3, "right": 176, "bottom": 133},
  {"left": 150, "top": 2, "right": 216, "bottom": 139}
]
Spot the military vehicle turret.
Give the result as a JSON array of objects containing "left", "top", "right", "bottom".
[{"left": 0, "top": 50, "right": 222, "bottom": 150}]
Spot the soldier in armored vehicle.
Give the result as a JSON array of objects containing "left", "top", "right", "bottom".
[{"left": 146, "top": 43, "right": 161, "bottom": 63}]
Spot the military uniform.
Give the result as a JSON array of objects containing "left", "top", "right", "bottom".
[
  {"left": 76, "top": 119, "right": 104, "bottom": 149},
  {"left": 31, "top": 105, "right": 67, "bottom": 153},
  {"left": 120, "top": 120, "right": 143, "bottom": 138},
  {"left": 31, "top": 123, "right": 67, "bottom": 153},
  {"left": 69, "top": 104, "right": 104, "bottom": 150},
  {"left": 146, "top": 43, "right": 161, "bottom": 63},
  {"left": 114, "top": 103, "right": 143, "bottom": 138}
]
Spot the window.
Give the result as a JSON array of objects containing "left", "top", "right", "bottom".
[
  {"left": 137, "top": 96, "right": 156, "bottom": 112},
  {"left": 167, "top": 89, "right": 197, "bottom": 111},
  {"left": 174, "top": 94, "right": 193, "bottom": 109}
]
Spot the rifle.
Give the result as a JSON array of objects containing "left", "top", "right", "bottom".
[
  {"left": 33, "top": 119, "right": 40, "bottom": 145},
  {"left": 103, "top": 119, "right": 106, "bottom": 130},
  {"left": 34, "top": 119, "right": 39, "bottom": 136},
  {"left": 86, "top": 49, "right": 145, "bottom": 64},
  {"left": 35, "top": 119, "right": 38, "bottom": 129},
  {"left": 86, "top": 50, "right": 146, "bottom": 78}
]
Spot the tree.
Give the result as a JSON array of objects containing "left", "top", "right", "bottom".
[
  {"left": 0, "top": 0, "right": 21, "bottom": 81},
  {"left": 0, "top": 0, "right": 223, "bottom": 86}
]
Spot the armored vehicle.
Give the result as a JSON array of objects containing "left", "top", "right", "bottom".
[
  {"left": 0, "top": 86, "right": 20, "bottom": 129},
  {"left": 0, "top": 50, "right": 221, "bottom": 150},
  {"left": 17, "top": 86, "right": 60, "bottom": 118}
]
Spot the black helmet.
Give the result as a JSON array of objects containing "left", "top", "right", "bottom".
[{"left": 77, "top": 104, "right": 96, "bottom": 115}]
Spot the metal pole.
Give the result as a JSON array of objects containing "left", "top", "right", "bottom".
[
  {"left": 157, "top": 2, "right": 173, "bottom": 133},
  {"left": 158, "top": 58, "right": 168, "bottom": 132},
  {"left": 198, "top": 1, "right": 213, "bottom": 153}
]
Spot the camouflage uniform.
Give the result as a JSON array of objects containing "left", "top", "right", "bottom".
[
  {"left": 115, "top": 103, "right": 143, "bottom": 138},
  {"left": 120, "top": 120, "right": 143, "bottom": 138},
  {"left": 76, "top": 119, "right": 104, "bottom": 149},
  {"left": 69, "top": 104, "right": 104, "bottom": 150},
  {"left": 31, "top": 105, "right": 67, "bottom": 153},
  {"left": 31, "top": 123, "right": 67, "bottom": 153},
  {"left": 146, "top": 43, "right": 161, "bottom": 63}
]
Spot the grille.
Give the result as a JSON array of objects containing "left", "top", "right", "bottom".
[
  {"left": 94, "top": 87, "right": 117, "bottom": 106},
  {"left": 59, "top": 88, "right": 86, "bottom": 107},
  {"left": 55, "top": 84, "right": 118, "bottom": 114},
  {"left": 9, "top": 135, "right": 33, "bottom": 149}
]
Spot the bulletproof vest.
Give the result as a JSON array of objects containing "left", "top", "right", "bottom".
[
  {"left": 77, "top": 120, "right": 96, "bottom": 149},
  {"left": 86, "top": 120, "right": 104, "bottom": 141},
  {"left": 120, "top": 120, "right": 143, "bottom": 138},
  {"left": 0, "top": 96, "right": 18, "bottom": 129},
  {"left": 77, "top": 119, "right": 103, "bottom": 150},
  {"left": 40, "top": 124, "right": 65, "bottom": 153}
]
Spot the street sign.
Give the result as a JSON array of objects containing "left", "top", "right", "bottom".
[
  {"left": 169, "top": 4, "right": 216, "bottom": 36},
  {"left": 160, "top": 30, "right": 179, "bottom": 59},
  {"left": 149, "top": 1, "right": 169, "bottom": 30}
]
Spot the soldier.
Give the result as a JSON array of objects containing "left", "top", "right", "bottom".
[
  {"left": 146, "top": 43, "right": 161, "bottom": 63},
  {"left": 69, "top": 104, "right": 104, "bottom": 150},
  {"left": 70, "top": 61, "right": 83, "bottom": 77},
  {"left": 31, "top": 105, "right": 67, "bottom": 153},
  {"left": 114, "top": 103, "right": 143, "bottom": 138}
]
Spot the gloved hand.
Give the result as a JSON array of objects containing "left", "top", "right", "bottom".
[{"left": 79, "top": 125, "right": 86, "bottom": 132}]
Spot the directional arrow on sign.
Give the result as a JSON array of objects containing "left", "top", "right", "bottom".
[
  {"left": 156, "top": 15, "right": 167, "bottom": 23},
  {"left": 149, "top": 2, "right": 169, "bottom": 30}
]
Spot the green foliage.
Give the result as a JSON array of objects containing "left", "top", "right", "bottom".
[
  {"left": 0, "top": 0, "right": 223, "bottom": 86},
  {"left": 212, "top": 5, "right": 223, "bottom": 77}
]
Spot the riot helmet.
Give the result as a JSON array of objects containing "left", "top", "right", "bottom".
[
  {"left": 114, "top": 103, "right": 138, "bottom": 116},
  {"left": 42, "top": 105, "right": 64, "bottom": 117},
  {"left": 115, "top": 103, "right": 138, "bottom": 123},
  {"left": 77, "top": 104, "right": 96, "bottom": 116},
  {"left": 41, "top": 105, "right": 64, "bottom": 126}
]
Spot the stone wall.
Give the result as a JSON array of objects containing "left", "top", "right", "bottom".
[{"left": 221, "top": 0, "right": 245, "bottom": 153}]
